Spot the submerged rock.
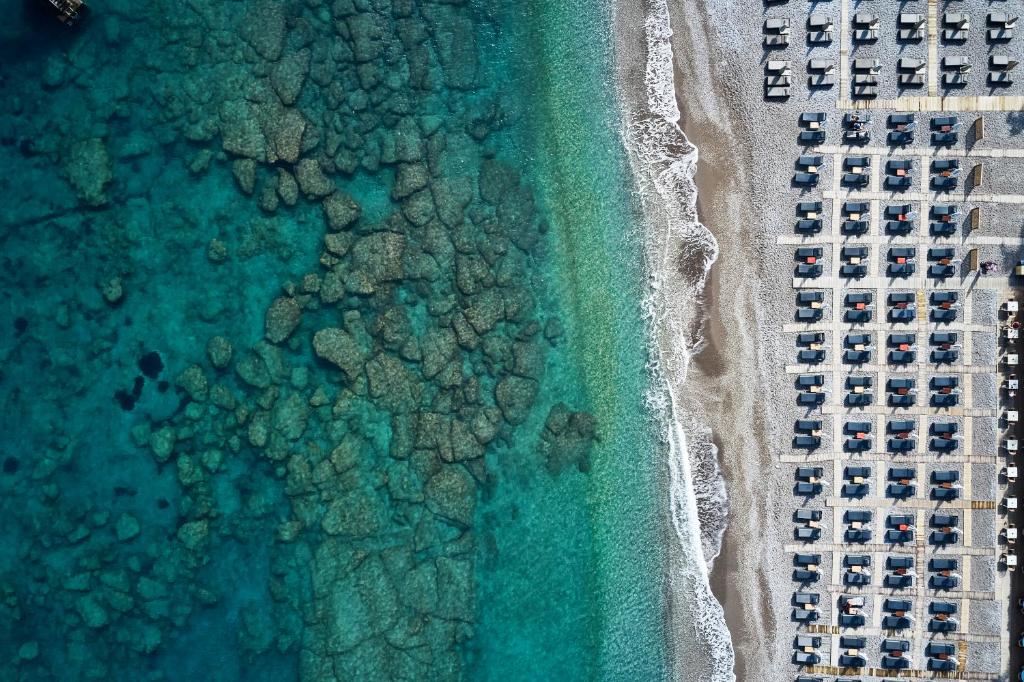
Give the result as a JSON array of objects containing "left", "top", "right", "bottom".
[
  {"left": 295, "top": 158, "right": 334, "bottom": 198},
  {"left": 206, "top": 336, "right": 233, "bottom": 369},
  {"left": 540, "top": 403, "right": 598, "bottom": 475},
  {"left": 265, "top": 296, "right": 302, "bottom": 344},
  {"left": 322, "top": 191, "right": 361, "bottom": 230},
  {"left": 425, "top": 466, "right": 475, "bottom": 526},
  {"left": 312, "top": 328, "right": 366, "bottom": 381},
  {"left": 114, "top": 513, "right": 140, "bottom": 542},
  {"left": 65, "top": 138, "right": 112, "bottom": 206},
  {"left": 270, "top": 49, "right": 311, "bottom": 106},
  {"left": 494, "top": 376, "right": 538, "bottom": 425}
]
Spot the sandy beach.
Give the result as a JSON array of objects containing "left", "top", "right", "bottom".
[
  {"left": 613, "top": 0, "right": 818, "bottom": 677},
  {"left": 641, "top": 0, "right": 1023, "bottom": 675}
]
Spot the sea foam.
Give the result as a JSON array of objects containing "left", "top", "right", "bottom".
[{"left": 620, "top": 0, "right": 735, "bottom": 679}]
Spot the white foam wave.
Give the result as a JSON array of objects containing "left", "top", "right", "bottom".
[{"left": 619, "top": 0, "right": 735, "bottom": 679}]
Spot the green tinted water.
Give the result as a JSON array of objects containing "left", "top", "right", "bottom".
[{"left": 469, "top": 2, "right": 668, "bottom": 679}]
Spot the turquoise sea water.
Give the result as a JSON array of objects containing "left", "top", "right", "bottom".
[{"left": 0, "top": 1, "right": 666, "bottom": 680}]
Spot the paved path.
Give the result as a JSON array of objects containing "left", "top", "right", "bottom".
[
  {"left": 815, "top": 144, "right": 1024, "bottom": 160},
  {"left": 838, "top": 95, "right": 1024, "bottom": 112}
]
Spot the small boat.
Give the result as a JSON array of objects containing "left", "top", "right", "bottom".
[{"left": 37, "top": 0, "right": 88, "bottom": 27}]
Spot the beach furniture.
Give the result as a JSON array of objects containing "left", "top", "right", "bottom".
[
  {"left": 930, "top": 574, "right": 959, "bottom": 590},
  {"left": 796, "top": 333, "right": 824, "bottom": 346},
  {"left": 942, "top": 12, "right": 970, "bottom": 41},
  {"left": 845, "top": 554, "right": 870, "bottom": 567},
  {"left": 931, "top": 421, "right": 958, "bottom": 435},
  {"left": 798, "top": 349, "right": 824, "bottom": 363},
  {"left": 842, "top": 218, "right": 869, "bottom": 234},
  {"left": 841, "top": 173, "right": 868, "bottom": 188},
  {"left": 842, "top": 129, "right": 868, "bottom": 144},
  {"left": 929, "top": 246, "right": 956, "bottom": 260},
  {"left": 840, "top": 635, "right": 865, "bottom": 650},
  {"left": 840, "top": 264, "right": 867, "bottom": 279},
  {"left": 806, "top": 14, "right": 834, "bottom": 44},
  {"left": 843, "top": 155, "right": 870, "bottom": 171},
  {"left": 794, "top": 218, "right": 822, "bottom": 234},
  {"left": 845, "top": 510, "right": 871, "bottom": 524},
  {"left": 793, "top": 567, "right": 819, "bottom": 583},
  {"left": 932, "top": 469, "right": 959, "bottom": 483},
  {"left": 898, "top": 13, "right": 925, "bottom": 40},
  {"left": 792, "top": 607, "right": 819, "bottom": 622},
  {"left": 989, "top": 71, "right": 1015, "bottom": 86},
  {"left": 883, "top": 615, "right": 912, "bottom": 630},
  {"left": 933, "top": 158, "right": 960, "bottom": 172},
  {"left": 763, "top": 17, "right": 791, "bottom": 47},
  {"left": 796, "top": 374, "right": 824, "bottom": 388},
  {"left": 991, "top": 54, "right": 1018, "bottom": 70},
  {"left": 887, "top": 219, "right": 914, "bottom": 235},
  {"left": 898, "top": 59, "right": 925, "bottom": 75},
  {"left": 795, "top": 247, "right": 822, "bottom": 262},
  {"left": 793, "top": 592, "right": 819, "bottom": 606},
  {"left": 846, "top": 292, "right": 872, "bottom": 305},
  {"left": 888, "top": 292, "right": 914, "bottom": 305},
  {"left": 796, "top": 201, "right": 822, "bottom": 216},
  {"left": 929, "top": 658, "right": 957, "bottom": 672},
  {"left": 932, "top": 203, "right": 960, "bottom": 220},
  {"left": 930, "top": 617, "right": 957, "bottom": 632},
  {"left": 843, "top": 350, "right": 870, "bottom": 364},
  {"left": 888, "top": 246, "right": 916, "bottom": 262},
  {"left": 794, "top": 633, "right": 821, "bottom": 649},
  {"left": 882, "top": 639, "right": 911, "bottom": 653},
  {"left": 794, "top": 509, "right": 821, "bottom": 523},
  {"left": 880, "top": 651, "right": 913, "bottom": 667},
  {"left": 931, "top": 291, "right": 958, "bottom": 304},
  {"left": 798, "top": 130, "right": 825, "bottom": 144},
  {"left": 786, "top": 647, "right": 819, "bottom": 663},
  {"left": 899, "top": 73, "right": 925, "bottom": 88},
  {"left": 852, "top": 13, "right": 880, "bottom": 41},
  {"left": 794, "top": 419, "right": 821, "bottom": 434},
  {"left": 932, "top": 114, "right": 960, "bottom": 128},
  {"left": 795, "top": 527, "right": 821, "bottom": 541},
  {"left": 932, "top": 513, "right": 959, "bottom": 528},
  {"left": 930, "top": 530, "right": 959, "bottom": 545},
  {"left": 798, "top": 111, "right": 826, "bottom": 126},
  {"left": 852, "top": 58, "right": 880, "bottom": 74},
  {"left": 796, "top": 466, "right": 823, "bottom": 481},
  {"left": 987, "top": 11, "right": 1017, "bottom": 41},
  {"left": 931, "top": 601, "right": 956, "bottom": 615},
  {"left": 794, "top": 553, "right": 820, "bottom": 567},
  {"left": 795, "top": 263, "right": 822, "bottom": 278},
  {"left": 796, "top": 154, "right": 823, "bottom": 170},
  {"left": 843, "top": 112, "right": 871, "bottom": 128},
  {"left": 845, "top": 333, "right": 871, "bottom": 347},
  {"left": 930, "top": 437, "right": 958, "bottom": 451},
  {"left": 928, "top": 264, "right": 956, "bottom": 279},
  {"left": 886, "top": 159, "right": 914, "bottom": 173},
  {"left": 889, "top": 333, "right": 916, "bottom": 348},
  {"left": 931, "top": 174, "right": 958, "bottom": 190},
  {"left": 942, "top": 72, "right": 968, "bottom": 87},
  {"left": 844, "top": 309, "right": 870, "bottom": 323},
  {"left": 931, "top": 131, "right": 958, "bottom": 146},
  {"left": 792, "top": 172, "right": 819, "bottom": 187},
  {"left": 807, "top": 59, "right": 835, "bottom": 87}
]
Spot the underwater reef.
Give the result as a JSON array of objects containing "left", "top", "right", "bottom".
[{"left": 0, "top": 1, "right": 607, "bottom": 680}]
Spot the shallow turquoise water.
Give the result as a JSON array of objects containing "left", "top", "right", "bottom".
[{"left": 0, "top": 1, "right": 666, "bottom": 680}]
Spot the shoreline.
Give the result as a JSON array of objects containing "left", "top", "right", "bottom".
[{"left": 661, "top": 0, "right": 790, "bottom": 678}]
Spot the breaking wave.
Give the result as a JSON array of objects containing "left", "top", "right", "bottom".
[{"left": 619, "top": 0, "right": 735, "bottom": 679}]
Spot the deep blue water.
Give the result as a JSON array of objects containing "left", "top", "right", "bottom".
[{"left": 0, "top": 1, "right": 667, "bottom": 680}]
